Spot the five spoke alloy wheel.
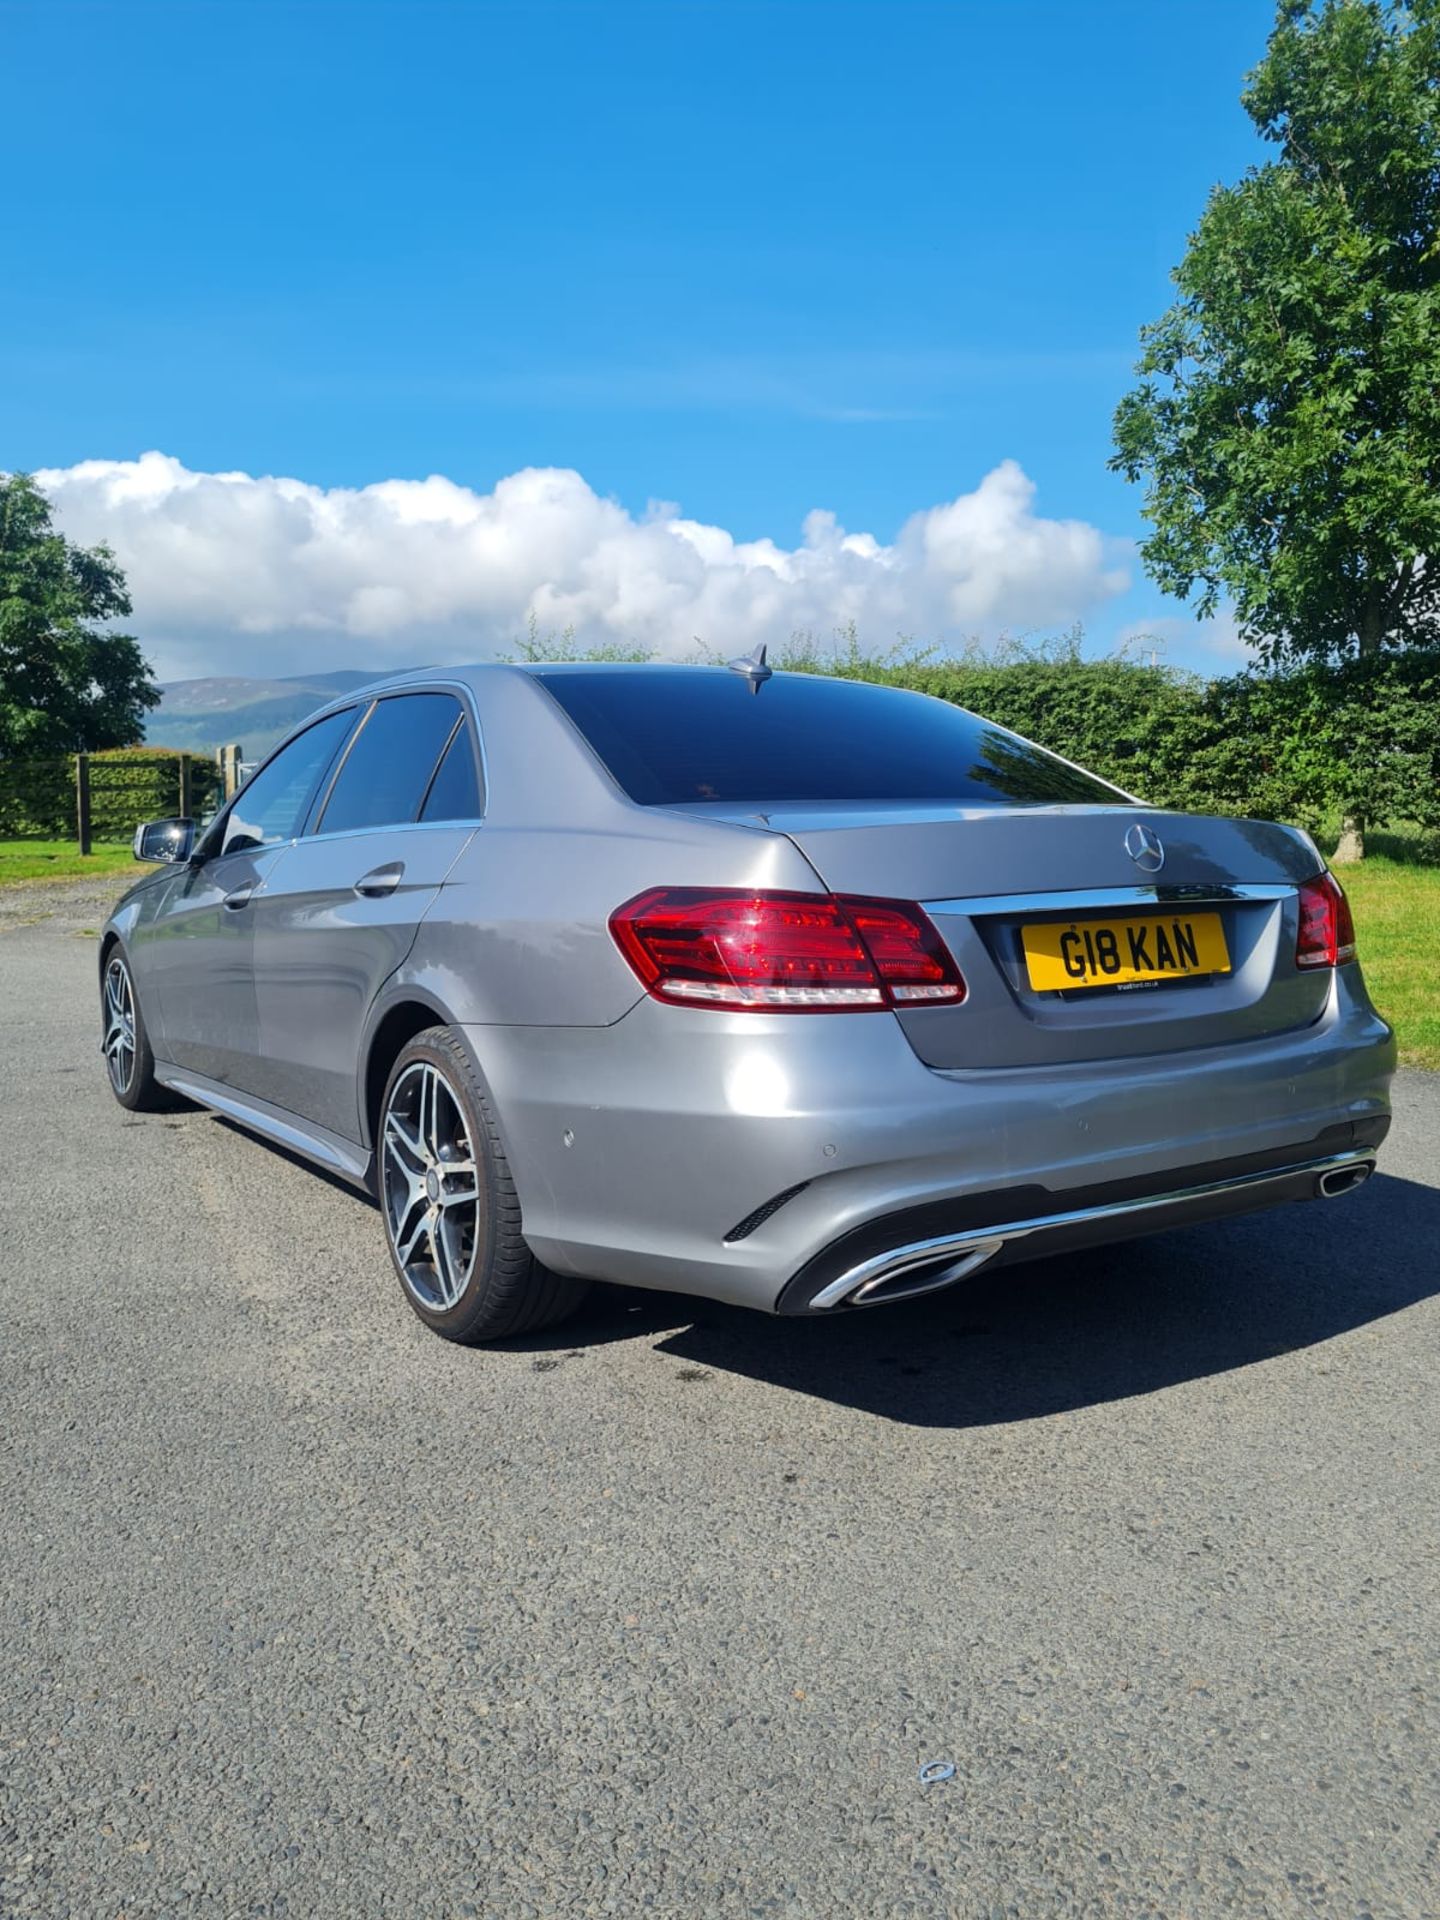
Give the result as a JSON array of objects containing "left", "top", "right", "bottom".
[
  {"left": 100, "top": 943, "right": 167, "bottom": 1111},
  {"left": 381, "top": 1060, "right": 483, "bottom": 1312},
  {"left": 103, "top": 955, "right": 138, "bottom": 1098},
  {"left": 376, "top": 1027, "right": 589, "bottom": 1341}
]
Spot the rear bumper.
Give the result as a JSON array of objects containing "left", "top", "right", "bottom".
[
  {"left": 775, "top": 1128, "right": 1386, "bottom": 1313},
  {"left": 463, "top": 966, "right": 1396, "bottom": 1315}
]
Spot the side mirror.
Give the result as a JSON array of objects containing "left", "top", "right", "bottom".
[{"left": 133, "top": 816, "right": 195, "bottom": 864}]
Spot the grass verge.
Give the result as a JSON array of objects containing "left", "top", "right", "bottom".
[
  {"left": 0, "top": 840, "right": 137, "bottom": 886},
  {"left": 1332, "top": 844, "right": 1439, "bottom": 1071}
]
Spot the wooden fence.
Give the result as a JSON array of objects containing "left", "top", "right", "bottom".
[{"left": 1, "top": 745, "right": 246, "bottom": 848}]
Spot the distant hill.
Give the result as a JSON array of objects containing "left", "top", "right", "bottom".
[{"left": 145, "top": 669, "right": 385, "bottom": 762}]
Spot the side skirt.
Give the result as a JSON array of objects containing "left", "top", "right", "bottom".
[{"left": 155, "top": 1066, "right": 374, "bottom": 1188}]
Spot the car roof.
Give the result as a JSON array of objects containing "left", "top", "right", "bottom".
[{"left": 333, "top": 659, "right": 784, "bottom": 701}]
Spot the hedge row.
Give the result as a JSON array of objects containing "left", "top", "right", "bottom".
[
  {"left": 781, "top": 637, "right": 1440, "bottom": 836},
  {"left": 0, "top": 747, "right": 222, "bottom": 840},
  {"left": 6, "top": 644, "right": 1434, "bottom": 843},
  {"left": 0, "top": 754, "right": 74, "bottom": 839}
]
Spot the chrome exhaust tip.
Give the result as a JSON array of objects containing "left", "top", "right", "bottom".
[
  {"left": 1317, "top": 1161, "right": 1373, "bottom": 1199},
  {"left": 848, "top": 1240, "right": 1004, "bottom": 1308},
  {"left": 812, "top": 1236, "right": 1005, "bottom": 1311}
]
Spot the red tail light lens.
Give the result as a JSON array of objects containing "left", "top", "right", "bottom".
[
  {"left": 609, "top": 888, "right": 967, "bottom": 1012},
  {"left": 1296, "top": 871, "right": 1357, "bottom": 969},
  {"left": 840, "top": 897, "right": 967, "bottom": 1003}
]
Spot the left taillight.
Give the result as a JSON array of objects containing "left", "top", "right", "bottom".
[
  {"left": 608, "top": 887, "right": 967, "bottom": 1013},
  {"left": 1296, "top": 870, "right": 1358, "bottom": 970}
]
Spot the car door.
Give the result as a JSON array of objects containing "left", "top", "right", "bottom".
[
  {"left": 246, "top": 691, "right": 483, "bottom": 1139},
  {"left": 145, "top": 706, "right": 361, "bottom": 1087}
]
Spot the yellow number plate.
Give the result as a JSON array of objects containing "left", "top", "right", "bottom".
[{"left": 1021, "top": 911, "right": 1231, "bottom": 992}]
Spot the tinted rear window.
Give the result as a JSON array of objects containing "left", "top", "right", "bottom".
[
  {"left": 420, "top": 719, "right": 483, "bottom": 822},
  {"left": 535, "top": 668, "right": 1122, "bottom": 808},
  {"left": 318, "top": 693, "right": 464, "bottom": 834}
]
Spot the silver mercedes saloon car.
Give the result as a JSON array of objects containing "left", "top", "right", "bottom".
[{"left": 100, "top": 661, "right": 1395, "bottom": 1343}]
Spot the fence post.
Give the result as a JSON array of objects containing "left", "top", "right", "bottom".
[
  {"left": 75, "top": 754, "right": 92, "bottom": 855},
  {"left": 179, "top": 752, "right": 193, "bottom": 818},
  {"left": 217, "top": 743, "right": 242, "bottom": 799}
]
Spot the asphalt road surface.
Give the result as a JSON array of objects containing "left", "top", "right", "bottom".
[{"left": 3, "top": 881, "right": 1438, "bottom": 1919}]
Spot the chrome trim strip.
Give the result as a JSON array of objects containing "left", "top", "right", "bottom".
[
  {"left": 285, "top": 819, "right": 482, "bottom": 850},
  {"left": 155, "top": 1069, "right": 372, "bottom": 1184},
  {"left": 925, "top": 883, "right": 1294, "bottom": 918},
  {"left": 809, "top": 1148, "right": 1375, "bottom": 1310}
]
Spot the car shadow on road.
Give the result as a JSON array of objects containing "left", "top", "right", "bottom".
[{"left": 520, "top": 1174, "right": 1440, "bottom": 1429}]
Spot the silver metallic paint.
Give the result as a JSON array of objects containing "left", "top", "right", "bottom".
[
  {"left": 247, "top": 823, "right": 477, "bottom": 1136},
  {"left": 104, "top": 662, "right": 1397, "bottom": 1317},
  {"left": 457, "top": 966, "right": 1391, "bottom": 1308}
]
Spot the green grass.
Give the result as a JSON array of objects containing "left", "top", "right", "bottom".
[
  {"left": 0, "top": 839, "right": 137, "bottom": 886},
  {"left": 1331, "top": 836, "right": 1440, "bottom": 1071}
]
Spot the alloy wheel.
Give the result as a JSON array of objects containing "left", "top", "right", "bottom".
[
  {"left": 381, "top": 1061, "right": 483, "bottom": 1311},
  {"left": 103, "top": 956, "right": 137, "bottom": 1097}
]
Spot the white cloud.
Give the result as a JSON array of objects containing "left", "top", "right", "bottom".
[{"left": 36, "top": 450, "right": 1131, "bottom": 680}]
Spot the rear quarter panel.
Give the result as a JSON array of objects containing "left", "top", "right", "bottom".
[{"left": 399, "top": 807, "right": 824, "bottom": 1027}]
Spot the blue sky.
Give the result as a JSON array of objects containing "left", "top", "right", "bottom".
[{"left": 2, "top": 0, "right": 1279, "bottom": 678}]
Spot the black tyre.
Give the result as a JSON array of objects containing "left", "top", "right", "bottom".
[
  {"left": 377, "top": 1025, "right": 588, "bottom": 1343},
  {"left": 101, "top": 946, "right": 171, "bottom": 1112}
]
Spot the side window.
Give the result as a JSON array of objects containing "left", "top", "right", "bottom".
[
  {"left": 221, "top": 708, "right": 358, "bottom": 856},
  {"left": 317, "top": 693, "right": 464, "bottom": 835},
  {"left": 420, "top": 720, "right": 482, "bottom": 822}
]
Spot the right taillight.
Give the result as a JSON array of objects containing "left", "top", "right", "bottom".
[
  {"left": 608, "top": 887, "right": 967, "bottom": 1012},
  {"left": 1296, "top": 871, "right": 1357, "bottom": 970}
]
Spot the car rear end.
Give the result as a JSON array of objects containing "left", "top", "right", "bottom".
[{"left": 499, "top": 666, "right": 1395, "bottom": 1313}]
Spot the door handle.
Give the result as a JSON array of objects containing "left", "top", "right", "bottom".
[
  {"left": 354, "top": 862, "right": 404, "bottom": 898},
  {"left": 223, "top": 883, "right": 255, "bottom": 910}
]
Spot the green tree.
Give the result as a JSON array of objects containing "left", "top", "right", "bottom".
[
  {"left": 1111, "top": 0, "right": 1440, "bottom": 857},
  {"left": 0, "top": 472, "right": 159, "bottom": 757}
]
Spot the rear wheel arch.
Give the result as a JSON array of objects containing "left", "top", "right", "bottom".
[{"left": 362, "top": 995, "right": 463, "bottom": 1153}]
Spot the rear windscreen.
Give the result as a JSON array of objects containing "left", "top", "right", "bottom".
[{"left": 534, "top": 667, "right": 1124, "bottom": 807}]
